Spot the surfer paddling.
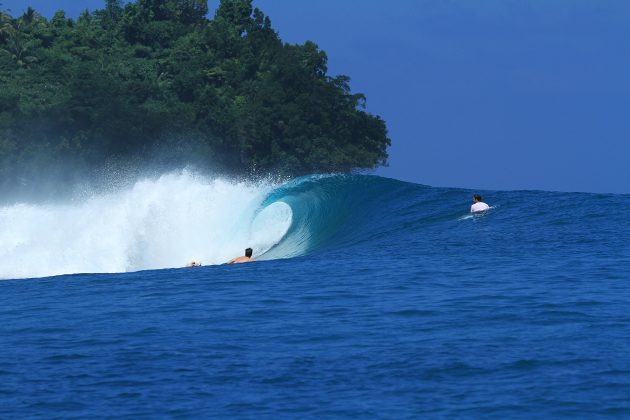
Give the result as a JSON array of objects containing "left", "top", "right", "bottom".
[
  {"left": 227, "top": 248, "right": 254, "bottom": 264},
  {"left": 186, "top": 248, "right": 255, "bottom": 267},
  {"left": 471, "top": 194, "right": 490, "bottom": 213}
]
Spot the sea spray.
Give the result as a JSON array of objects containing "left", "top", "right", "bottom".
[{"left": 0, "top": 171, "right": 293, "bottom": 279}]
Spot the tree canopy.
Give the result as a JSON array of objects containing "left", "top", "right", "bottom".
[{"left": 0, "top": 0, "right": 390, "bottom": 185}]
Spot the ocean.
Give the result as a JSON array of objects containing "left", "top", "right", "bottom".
[{"left": 1, "top": 172, "right": 630, "bottom": 417}]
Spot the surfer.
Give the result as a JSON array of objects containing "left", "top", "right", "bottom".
[
  {"left": 471, "top": 194, "right": 490, "bottom": 213},
  {"left": 227, "top": 248, "right": 254, "bottom": 264}
]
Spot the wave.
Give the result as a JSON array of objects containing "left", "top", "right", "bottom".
[
  {"left": 0, "top": 171, "right": 418, "bottom": 279},
  {"left": 11, "top": 169, "right": 610, "bottom": 280}
]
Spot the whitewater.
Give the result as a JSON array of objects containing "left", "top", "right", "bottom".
[
  {"left": 0, "top": 172, "right": 296, "bottom": 279},
  {"left": 2, "top": 172, "right": 630, "bottom": 417}
]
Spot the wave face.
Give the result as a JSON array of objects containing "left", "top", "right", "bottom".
[{"left": 2, "top": 171, "right": 629, "bottom": 280}]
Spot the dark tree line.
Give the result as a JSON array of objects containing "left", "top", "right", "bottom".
[{"left": 0, "top": 0, "right": 390, "bottom": 184}]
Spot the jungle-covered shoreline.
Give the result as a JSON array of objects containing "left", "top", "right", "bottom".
[{"left": 0, "top": 0, "right": 390, "bottom": 194}]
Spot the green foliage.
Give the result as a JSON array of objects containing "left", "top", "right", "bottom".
[{"left": 0, "top": 0, "right": 390, "bottom": 180}]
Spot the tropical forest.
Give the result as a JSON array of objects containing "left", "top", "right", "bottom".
[{"left": 0, "top": 0, "right": 390, "bottom": 190}]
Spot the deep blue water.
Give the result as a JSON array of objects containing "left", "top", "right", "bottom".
[{"left": 2, "top": 174, "right": 630, "bottom": 417}]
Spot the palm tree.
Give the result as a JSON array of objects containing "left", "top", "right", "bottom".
[
  {"left": 22, "top": 7, "right": 36, "bottom": 24},
  {"left": 0, "top": 10, "right": 13, "bottom": 38},
  {"left": 2, "top": 40, "right": 38, "bottom": 67},
  {"left": 0, "top": 19, "right": 38, "bottom": 68},
  {"left": 0, "top": 1, "right": 10, "bottom": 20}
]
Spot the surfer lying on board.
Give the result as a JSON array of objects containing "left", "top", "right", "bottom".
[
  {"left": 227, "top": 248, "right": 254, "bottom": 264},
  {"left": 185, "top": 248, "right": 254, "bottom": 267},
  {"left": 471, "top": 194, "right": 490, "bottom": 213}
]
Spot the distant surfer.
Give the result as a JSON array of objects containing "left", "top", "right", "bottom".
[
  {"left": 471, "top": 194, "right": 490, "bottom": 213},
  {"left": 227, "top": 248, "right": 254, "bottom": 264}
]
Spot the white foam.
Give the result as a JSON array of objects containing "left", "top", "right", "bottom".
[
  {"left": 458, "top": 205, "right": 497, "bottom": 221},
  {"left": 0, "top": 171, "right": 292, "bottom": 279}
]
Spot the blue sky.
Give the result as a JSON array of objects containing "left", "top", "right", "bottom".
[{"left": 4, "top": 0, "right": 630, "bottom": 193}]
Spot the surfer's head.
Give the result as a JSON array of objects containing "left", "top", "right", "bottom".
[
  {"left": 473, "top": 194, "right": 482, "bottom": 203},
  {"left": 245, "top": 248, "right": 253, "bottom": 258}
]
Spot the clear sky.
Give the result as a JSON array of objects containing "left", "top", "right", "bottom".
[{"left": 4, "top": 0, "right": 630, "bottom": 193}]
